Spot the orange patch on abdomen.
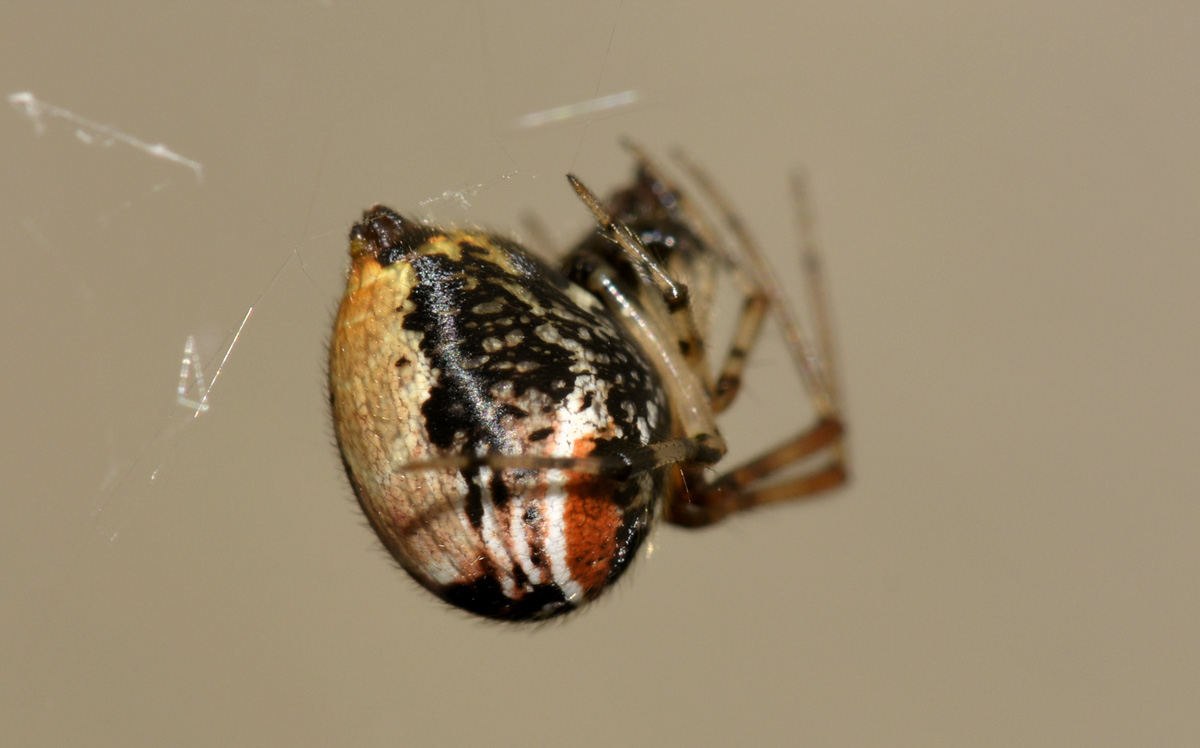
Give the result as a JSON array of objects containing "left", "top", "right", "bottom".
[{"left": 562, "top": 481, "right": 623, "bottom": 598}]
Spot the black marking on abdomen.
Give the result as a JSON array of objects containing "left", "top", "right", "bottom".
[
  {"left": 441, "top": 576, "right": 573, "bottom": 621},
  {"left": 401, "top": 239, "right": 673, "bottom": 479}
]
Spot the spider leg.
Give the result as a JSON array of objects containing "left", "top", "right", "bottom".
[
  {"left": 663, "top": 153, "right": 848, "bottom": 527},
  {"left": 615, "top": 141, "right": 773, "bottom": 413},
  {"left": 673, "top": 149, "right": 839, "bottom": 419},
  {"left": 709, "top": 287, "right": 771, "bottom": 413},
  {"left": 574, "top": 246, "right": 724, "bottom": 449},
  {"left": 790, "top": 171, "right": 842, "bottom": 408},
  {"left": 396, "top": 435, "right": 723, "bottom": 481},
  {"left": 668, "top": 418, "right": 845, "bottom": 527},
  {"left": 566, "top": 174, "right": 690, "bottom": 310}
]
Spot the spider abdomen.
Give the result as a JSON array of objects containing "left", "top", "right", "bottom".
[{"left": 330, "top": 206, "right": 672, "bottom": 620}]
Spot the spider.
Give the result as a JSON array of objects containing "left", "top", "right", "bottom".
[{"left": 329, "top": 141, "right": 847, "bottom": 621}]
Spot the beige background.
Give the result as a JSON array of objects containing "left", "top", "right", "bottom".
[{"left": 3, "top": 2, "right": 1198, "bottom": 746}]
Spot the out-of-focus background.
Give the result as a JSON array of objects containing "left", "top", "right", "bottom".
[{"left": 3, "top": 3, "right": 1197, "bottom": 746}]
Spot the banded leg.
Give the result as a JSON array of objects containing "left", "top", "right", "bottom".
[
  {"left": 667, "top": 418, "right": 845, "bottom": 527},
  {"left": 616, "top": 141, "right": 774, "bottom": 413},
  {"left": 710, "top": 294, "right": 771, "bottom": 412},
  {"left": 568, "top": 157, "right": 777, "bottom": 408},
  {"left": 665, "top": 153, "right": 848, "bottom": 526},
  {"left": 567, "top": 174, "right": 691, "bottom": 311},
  {"left": 395, "top": 433, "right": 724, "bottom": 482},
  {"left": 576, "top": 247, "right": 725, "bottom": 450},
  {"left": 672, "top": 149, "right": 839, "bottom": 420}
]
